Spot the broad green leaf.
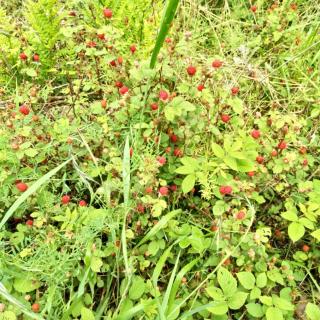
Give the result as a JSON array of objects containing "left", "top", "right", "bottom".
[
  {"left": 250, "top": 287, "right": 261, "bottom": 300},
  {"left": 256, "top": 273, "right": 267, "bottom": 288},
  {"left": 13, "top": 278, "right": 41, "bottom": 293},
  {"left": 272, "top": 295, "right": 294, "bottom": 311},
  {"left": 212, "top": 143, "right": 224, "bottom": 158},
  {"left": 281, "top": 211, "right": 298, "bottom": 222},
  {"left": 175, "top": 166, "right": 195, "bottom": 175},
  {"left": 0, "top": 311, "right": 17, "bottom": 320},
  {"left": 306, "top": 303, "right": 320, "bottom": 320},
  {"left": 266, "top": 307, "right": 283, "bottom": 320},
  {"left": 227, "top": 97, "right": 244, "bottom": 114},
  {"left": 223, "top": 156, "right": 238, "bottom": 171},
  {"left": 205, "top": 286, "right": 224, "bottom": 301},
  {"left": 182, "top": 174, "right": 196, "bottom": 193},
  {"left": 90, "top": 256, "right": 102, "bottom": 272},
  {"left": 288, "top": 222, "right": 305, "bottom": 242},
  {"left": 217, "top": 267, "right": 237, "bottom": 297},
  {"left": 81, "top": 307, "right": 95, "bottom": 320},
  {"left": 237, "top": 272, "right": 255, "bottom": 290},
  {"left": 267, "top": 270, "right": 284, "bottom": 285},
  {"left": 311, "top": 229, "right": 320, "bottom": 241},
  {"left": 228, "top": 292, "right": 248, "bottom": 310},
  {"left": 236, "top": 159, "right": 255, "bottom": 172},
  {"left": 129, "top": 276, "right": 145, "bottom": 300},
  {"left": 207, "top": 301, "right": 228, "bottom": 315},
  {"left": 246, "top": 303, "right": 264, "bottom": 317},
  {"left": 259, "top": 296, "right": 273, "bottom": 306}
]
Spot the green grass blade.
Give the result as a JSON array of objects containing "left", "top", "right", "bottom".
[
  {"left": 161, "top": 251, "right": 181, "bottom": 318},
  {"left": 167, "top": 258, "right": 199, "bottom": 313},
  {"left": 0, "top": 159, "right": 71, "bottom": 230},
  {"left": 149, "top": 0, "right": 180, "bottom": 68},
  {"left": 136, "top": 209, "right": 181, "bottom": 247}
]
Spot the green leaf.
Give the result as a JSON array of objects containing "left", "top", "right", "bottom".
[
  {"left": 25, "top": 68, "right": 37, "bottom": 77},
  {"left": 311, "top": 229, "right": 320, "bottom": 242},
  {"left": 256, "top": 273, "right": 267, "bottom": 288},
  {"left": 90, "top": 256, "right": 102, "bottom": 272},
  {"left": 223, "top": 156, "right": 238, "bottom": 171},
  {"left": 237, "top": 272, "right": 255, "bottom": 290},
  {"left": 288, "top": 222, "right": 305, "bottom": 242},
  {"left": 306, "top": 303, "right": 320, "bottom": 320},
  {"left": 206, "top": 286, "right": 224, "bottom": 301},
  {"left": 259, "top": 296, "right": 273, "bottom": 306},
  {"left": 13, "top": 278, "right": 41, "bottom": 293},
  {"left": 227, "top": 292, "right": 248, "bottom": 310},
  {"left": 0, "top": 311, "right": 17, "bottom": 320},
  {"left": 281, "top": 211, "right": 298, "bottom": 222},
  {"left": 272, "top": 295, "right": 294, "bottom": 311},
  {"left": 207, "top": 301, "right": 228, "bottom": 315},
  {"left": 249, "top": 287, "right": 261, "bottom": 300},
  {"left": 212, "top": 143, "right": 225, "bottom": 158},
  {"left": 217, "top": 267, "right": 237, "bottom": 297},
  {"left": 266, "top": 307, "right": 283, "bottom": 320},
  {"left": 181, "top": 174, "right": 196, "bottom": 193},
  {"left": 236, "top": 159, "right": 255, "bottom": 172},
  {"left": 80, "top": 307, "right": 95, "bottom": 320},
  {"left": 267, "top": 270, "right": 284, "bottom": 285},
  {"left": 246, "top": 303, "right": 264, "bottom": 318},
  {"left": 227, "top": 97, "right": 244, "bottom": 114},
  {"left": 129, "top": 276, "right": 145, "bottom": 300},
  {"left": 175, "top": 166, "right": 195, "bottom": 175},
  {"left": 24, "top": 148, "right": 38, "bottom": 158}
]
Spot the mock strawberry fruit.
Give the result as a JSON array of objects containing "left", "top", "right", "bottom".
[
  {"left": 19, "top": 104, "right": 30, "bottom": 115},
  {"left": 277, "top": 141, "right": 287, "bottom": 150},
  {"left": 16, "top": 182, "right": 28, "bottom": 192},
  {"left": 256, "top": 155, "right": 264, "bottom": 164},
  {"left": 197, "top": 84, "right": 205, "bottom": 91},
  {"left": 61, "top": 195, "right": 70, "bottom": 204},
  {"left": 151, "top": 103, "right": 158, "bottom": 111},
  {"left": 157, "top": 156, "right": 166, "bottom": 166},
  {"left": 130, "top": 45, "right": 136, "bottom": 53},
  {"left": 19, "top": 52, "right": 27, "bottom": 60},
  {"left": 251, "top": 129, "right": 261, "bottom": 139},
  {"left": 103, "top": 8, "right": 112, "bottom": 18},
  {"left": 212, "top": 59, "right": 223, "bottom": 68},
  {"left": 231, "top": 86, "right": 239, "bottom": 95},
  {"left": 220, "top": 114, "right": 230, "bottom": 123},
  {"left": 119, "top": 86, "right": 129, "bottom": 95},
  {"left": 159, "top": 186, "right": 169, "bottom": 196},
  {"left": 187, "top": 66, "right": 196, "bottom": 76},
  {"left": 33, "top": 54, "right": 40, "bottom": 62},
  {"left": 219, "top": 185, "right": 232, "bottom": 195},
  {"left": 79, "top": 200, "right": 87, "bottom": 207},
  {"left": 159, "top": 90, "right": 169, "bottom": 101}
]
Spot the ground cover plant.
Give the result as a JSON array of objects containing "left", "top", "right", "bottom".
[{"left": 0, "top": 0, "right": 319, "bottom": 319}]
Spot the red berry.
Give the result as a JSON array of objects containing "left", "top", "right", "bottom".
[
  {"left": 302, "top": 159, "right": 308, "bottom": 166},
  {"left": 16, "top": 182, "right": 28, "bottom": 192},
  {"left": 157, "top": 156, "right": 166, "bottom": 165},
  {"left": 31, "top": 303, "right": 40, "bottom": 313},
  {"left": 86, "top": 41, "right": 97, "bottom": 48},
  {"left": 19, "top": 52, "right": 27, "bottom": 60},
  {"left": 159, "top": 90, "right": 169, "bottom": 101},
  {"left": 219, "top": 185, "right": 232, "bottom": 195},
  {"left": 136, "top": 203, "right": 145, "bottom": 213},
  {"left": 211, "top": 225, "right": 219, "bottom": 232},
  {"left": 165, "top": 146, "right": 171, "bottom": 154},
  {"left": 26, "top": 219, "right": 33, "bottom": 227},
  {"left": 97, "top": 33, "right": 105, "bottom": 40},
  {"left": 103, "top": 8, "right": 112, "bottom": 18},
  {"left": 101, "top": 99, "right": 107, "bottom": 108},
  {"left": 299, "top": 146, "right": 307, "bottom": 154},
  {"left": 130, "top": 45, "right": 136, "bottom": 53},
  {"left": 251, "top": 129, "right": 261, "bottom": 139},
  {"left": 110, "top": 60, "right": 116, "bottom": 67},
  {"left": 236, "top": 211, "right": 245, "bottom": 220},
  {"left": 247, "top": 171, "right": 255, "bottom": 177},
  {"left": 115, "top": 81, "right": 123, "bottom": 88},
  {"left": 212, "top": 59, "right": 223, "bottom": 68},
  {"left": 250, "top": 5, "right": 257, "bottom": 12},
  {"left": 231, "top": 86, "right": 239, "bottom": 95},
  {"left": 145, "top": 186, "right": 153, "bottom": 194},
  {"left": 271, "top": 150, "right": 278, "bottom": 157},
  {"left": 151, "top": 103, "right": 158, "bottom": 111},
  {"left": 170, "top": 134, "right": 178, "bottom": 143},
  {"left": 302, "top": 244, "right": 310, "bottom": 252},
  {"left": 33, "top": 54, "right": 40, "bottom": 62},
  {"left": 165, "top": 37, "right": 172, "bottom": 43},
  {"left": 197, "top": 84, "right": 205, "bottom": 91},
  {"left": 129, "top": 147, "right": 133, "bottom": 158},
  {"left": 187, "top": 65, "right": 197, "bottom": 76},
  {"left": 79, "top": 200, "right": 87, "bottom": 207},
  {"left": 256, "top": 155, "right": 264, "bottom": 164},
  {"left": 61, "top": 195, "right": 70, "bottom": 205},
  {"left": 159, "top": 186, "right": 169, "bottom": 196},
  {"left": 19, "top": 104, "right": 30, "bottom": 115},
  {"left": 119, "top": 86, "right": 129, "bottom": 95},
  {"left": 274, "top": 229, "right": 282, "bottom": 238},
  {"left": 173, "top": 148, "right": 183, "bottom": 157},
  {"left": 170, "top": 184, "right": 177, "bottom": 192},
  {"left": 278, "top": 141, "right": 287, "bottom": 150},
  {"left": 220, "top": 114, "right": 230, "bottom": 123},
  {"left": 117, "top": 56, "right": 123, "bottom": 65},
  {"left": 69, "top": 11, "right": 76, "bottom": 16}
]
